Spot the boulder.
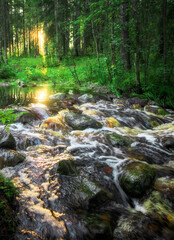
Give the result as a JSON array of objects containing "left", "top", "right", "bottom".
[
  {"left": 106, "top": 133, "right": 133, "bottom": 147},
  {"left": 49, "top": 93, "right": 67, "bottom": 101},
  {"left": 143, "top": 191, "right": 174, "bottom": 227},
  {"left": 126, "top": 97, "right": 148, "bottom": 107},
  {"left": 15, "top": 109, "right": 37, "bottom": 123},
  {"left": 154, "top": 177, "right": 174, "bottom": 205},
  {"left": 65, "top": 111, "right": 102, "bottom": 130},
  {"left": 78, "top": 94, "right": 95, "bottom": 103},
  {"left": 0, "top": 149, "right": 25, "bottom": 168},
  {"left": 57, "top": 159, "right": 78, "bottom": 176},
  {"left": 162, "top": 137, "right": 174, "bottom": 150},
  {"left": 145, "top": 105, "right": 169, "bottom": 116},
  {"left": 70, "top": 179, "right": 112, "bottom": 209},
  {"left": 0, "top": 129, "right": 16, "bottom": 149},
  {"left": 28, "top": 106, "right": 50, "bottom": 120},
  {"left": 119, "top": 161, "right": 155, "bottom": 198},
  {"left": 113, "top": 212, "right": 168, "bottom": 240}
]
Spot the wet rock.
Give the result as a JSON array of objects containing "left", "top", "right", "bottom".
[
  {"left": 145, "top": 105, "right": 169, "bottom": 116},
  {"left": 15, "top": 109, "right": 37, "bottom": 123},
  {"left": 85, "top": 213, "right": 112, "bottom": 240},
  {"left": 126, "top": 97, "right": 148, "bottom": 107},
  {"left": 0, "top": 149, "right": 25, "bottom": 168},
  {"left": 154, "top": 178, "right": 174, "bottom": 206},
  {"left": 0, "top": 128, "right": 16, "bottom": 149},
  {"left": 78, "top": 94, "right": 95, "bottom": 103},
  {"left": 120, "top": 161, "right": 155, "bottom": 198},
  {"left": 105, "top": 117, "right": 120, "bottom": 128},
  {"left": 143, "top": 191, "right": 174, "bottom": 228},
  {"left": 162, "top": 137, "right": 174, "bottom": 150},
  {"left": 106, "top": 133, "right": 133, "bottom": 147},
  {"left": 57, "top": 159, "right": 78, "bottom": 176},
  {"left": 70, "top": 179, "right": 112, "bottom": 209},
  {"left": 28, "top": 106, "right": 50, "bottom": 120},
  {"left": 113, "top": 212, "right": 173, "bottom": 240},
  {"left": 65, "top": 111, "right": 102, "bottom": 130},
  {"left": 131, "top": 104, "right": 142, "bottom": 110},
  {"left": 49, "top": 92, "right": 67, "bottom": 101}
]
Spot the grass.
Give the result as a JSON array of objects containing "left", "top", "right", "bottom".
[{"left": 0, "top": 55, "right": 174, "bottom": 109}]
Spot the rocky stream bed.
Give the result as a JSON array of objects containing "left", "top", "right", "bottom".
[{"left": 0, "top": 92, "right": 174, "bottom": 240}]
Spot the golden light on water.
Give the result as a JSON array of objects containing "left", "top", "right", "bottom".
[{"left": 36, "top": 89, "right": 48, "bottom": 102}]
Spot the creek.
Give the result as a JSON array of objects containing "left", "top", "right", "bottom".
[{"left": 0, "top": 86, "right": 174, "bottom": 240}]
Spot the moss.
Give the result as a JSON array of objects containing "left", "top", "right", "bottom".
[
  {"left": 106, "top": 133, "right": 133, "bottom": 147},
  {"left": 158, "top": 108, "right": 168, "bottom": 116},
  {"left": 143, "top": 191, "right": 174, "bottom": 227},
  {"left": 57, "top": 159, "right": 79, "bottom": 176},
  {"left": 120, "top": 162, "right": 155, "bottom": 198},
  {"left": 78, "top": 182, "right": 94, "bottom": 197}
]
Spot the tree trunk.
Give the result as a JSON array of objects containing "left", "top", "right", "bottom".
[
  {"left": 120, "top": 1, "right": 131, "bottom": 70},
  {"left": 54, "top": 0, "right": 60, "bottom": 58},
  {"left": 133, "top": 0, "right": 141, "bottom": 90},
  {"left": 23, "top": 0, "right": 26, "bottom": 55},
  {"left": 0, "top": 1, "right": 4, "bottom": 63},
  {"left": 162, "top": 0, "right": 167, "bottom": 84},
  {"left": 2, "top": 0, "right": 8, "bottom": 64}
]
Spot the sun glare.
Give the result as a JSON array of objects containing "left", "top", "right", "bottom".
[
  {"left": 37, "top": 90, "right": 48, "bottom": 102},
  {"left": 38, "top": 28, "right": 45, "bottom": 56}
]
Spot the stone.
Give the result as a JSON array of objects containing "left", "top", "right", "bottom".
[
  {"left": 0, "top": 128, "right": 16, "bottom": 149},
  {"left": 15, "top": 109, "right": 37, "bottom": 123},
  {"left": 71, "top": 179, "right": 112, "bottom": 209},
  {"left": 78, "top": 94, "right": 95, "bottom": 103},
  {"left": 106, "top": 133, "right": 133, "bottom": 147},
  {"left": 119, "top": 161, "right": 155, "bottom": 198},
  {"left": 65, "top": 111, "right": 102, "bottom": 130},
  {"left": 162, "top": 137, "right": 174, "bottom": 150},
  {"left": 126, "top": 97, "right": 148, "bottom": 107},
  {"left": 57, "top": 159, "right": 78, "bottom": 176},
  {"left": 143, "top": 191, "right": 174, "bottom": 227},
  {"left": 86, "top": 213, "right": 112, "bottom": 240},
  {"left": 145, "top": 105, "right": 169, "bottom": 116},
  {"left": 49, "top": 93, "right": 67, "bottom": 101},
  {"left": 0, "top": 149, "right": 25, "bottom": 168}
]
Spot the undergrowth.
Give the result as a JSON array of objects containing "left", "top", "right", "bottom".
[{"left": 0, "top": 174, "right": 19, "bottom": 238}]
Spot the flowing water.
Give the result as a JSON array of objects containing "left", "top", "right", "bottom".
[{"left": 1, "top": 89, "right": 174, "bottom": 240}]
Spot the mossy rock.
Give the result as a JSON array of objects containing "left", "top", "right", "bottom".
[
  {"left": 15, "top": 110, "right": 37, "bottom": 123},
  {"left": 143, "top": 191, "right": 174, "bottom": 227},
  {"left": 154, "top": 177, "right": 174, "bottom": 200},
  {"left": 71, "top": 179, "right": 112, "bottom": 209},
  {"left": 0, "top": 129, "right": 16, "bottom": 150},
  {"left": 0, "top": 150, "right": 25, "bottom": 169},
  {"left": 148, "top": 119, "right": 160, "bottom": 128},
  {"left": 113, "top": 212, "right": 165, "bottom": 240},
  {"left": 120, "top": 162, "right": 155, "bottom": 198},
  {"left": 106, "top": 133, "right": 133, "bottom": 147},
  {"left": 65, "top": 111, "right": 102, "bottom": 130},
  {"left": 162, "top": 137, "right": 174, "bottom": 150},
  {"left": 0, "top": 174, "right": 19, "bottom": 238},
  {"left": 57, "top": 159, "right": 78, "bottom": 176},
  {"left": 158, "top": 108, "right": 169, "bottom": 116},
  {"left": 86, "top": 213, "right": 112, "bottom": 240}
]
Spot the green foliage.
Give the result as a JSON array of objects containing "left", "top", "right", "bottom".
[
  {"left": 0, "top": 174, "right": 19, "bottom": 236},
  {"left": 0, "top": 109, "right": 24, "bottom": 131},
  {"left": 0, "top": 64, "right": 16, "bottom": 79}
]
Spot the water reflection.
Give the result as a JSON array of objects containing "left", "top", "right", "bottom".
[{"left": 0, "top": 84, "right": 52, "bottom": 107}]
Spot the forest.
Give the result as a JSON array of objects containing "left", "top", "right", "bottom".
[
  {"left": 0, "top": 1, "right": 174, "bottom": 240},
  {"left": 0, "top": 0, "right": 174, "bottom": 107}
]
